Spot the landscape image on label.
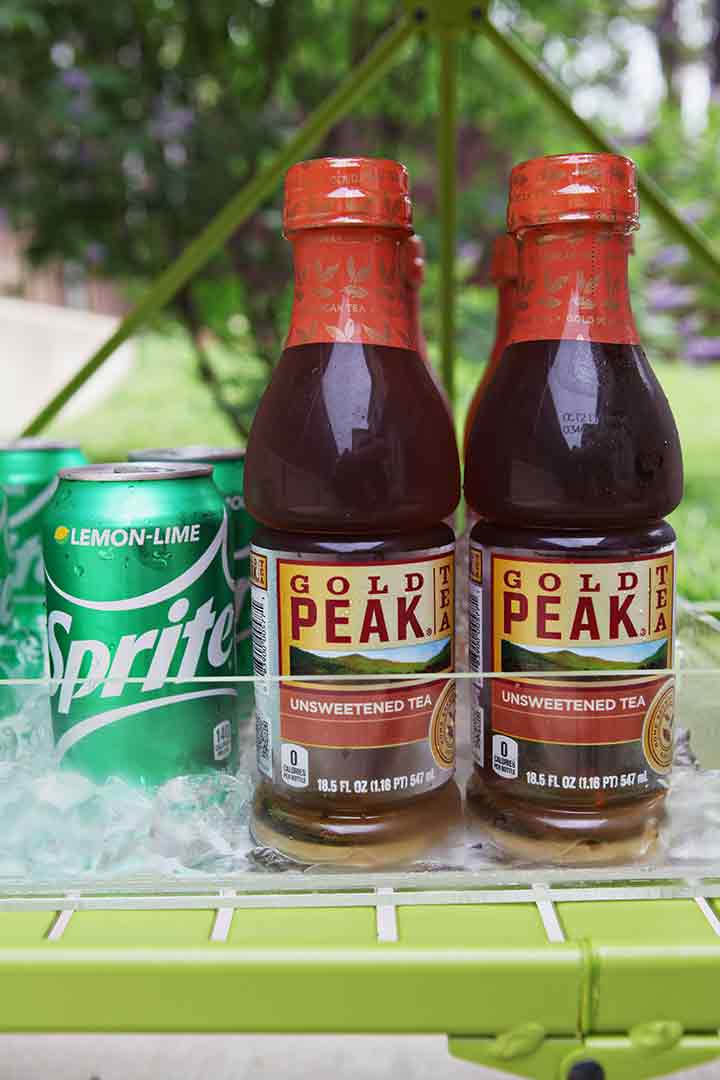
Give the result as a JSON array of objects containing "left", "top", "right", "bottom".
[
  {"left": 501, "top": 638, "right": 669, "bottom": 674},
  {"left": 290, "top": 636, "right": 452, "bottom": 677}
]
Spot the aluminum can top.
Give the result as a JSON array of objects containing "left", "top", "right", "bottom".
[{"left": 59, "top": 462, "right": 212, "bottom": 482}]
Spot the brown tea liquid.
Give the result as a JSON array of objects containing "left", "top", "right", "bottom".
[
  {"left": 246, "top": 159, "right": 461, "bottom": 865},
  {"left": 465, "top": 155, "right": 683, "bottom": 864}
]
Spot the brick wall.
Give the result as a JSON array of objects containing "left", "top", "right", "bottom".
[{"left": 0, "top": 225, "right": 126, "bottom": 316}]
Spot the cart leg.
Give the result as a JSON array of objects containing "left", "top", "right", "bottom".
[
  {"left": 561, "top": 1037, "right": 720, "bottom": 1080},
  {"left": 449, "top": 1031, "right": 583, "bottom": 1079},
  {"left": 450, "top": 1032, "right": 720, "bottom": 1079}
]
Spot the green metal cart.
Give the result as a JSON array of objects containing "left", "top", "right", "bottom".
[
  {"left": 3, "top": 876, "right": 720, "bottom": 1078},
  {"left": 10, "top": 5, "right": 720, "bottom": 1078}
]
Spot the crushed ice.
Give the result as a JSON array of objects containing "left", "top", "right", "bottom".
[
  {"left": 0, "top": 599, "right": 717, "bottom": 883},
  {"left": 0, "top": 684, "right": 254, "bottom": 881}
]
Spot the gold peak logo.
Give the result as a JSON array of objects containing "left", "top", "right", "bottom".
[{"left": 54, "top": 526, "right": 70, "bottom": 544}]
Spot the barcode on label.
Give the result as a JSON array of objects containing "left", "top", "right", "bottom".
[
  {"left": 256, "top": 712, "right": 272, "bottom": 776},
  {"left": 469, "top": 583, "right": 482, "bottom": 675},
  {"left": 251, "top": 589, "right": 268, "bottom": 678},
  {"left": 471, "top": 704, "right": 484, "bottom": 766}
]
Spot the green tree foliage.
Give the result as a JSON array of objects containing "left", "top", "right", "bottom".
[
  {"left": 0, "top": 0, "right": 641, "bottom": 433},
  {"left": 1, "top": 4, "right": 718, "bottom": 415},
  {"left": 6, "top": 0, "right": 717, "bottom": 596}
]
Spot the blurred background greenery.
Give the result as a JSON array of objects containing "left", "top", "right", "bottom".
[{"left": 0, "top": 0, "right": 718, "bottom": 598}]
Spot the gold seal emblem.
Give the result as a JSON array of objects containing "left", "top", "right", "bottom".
[
  {"left": 642, "top": 679, "right": 674, "bottom": 775},
  {"left": 430, "top": 681, "right": 456, "bottom": 769}
]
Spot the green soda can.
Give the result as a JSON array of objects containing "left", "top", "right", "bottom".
[
  {"left": 128, "top": 447, "right": 254, "bottom": 674},
  {"left": 0, "top": 489, "right": 15, "bottom": 715},
  {"left": 0, "top": 439, "right": 87, "bottom": 675},
  {"left": 43, "top": 463, "right": 238, "bottom": 785},
  {"left": 0, "top": 489, "right": 12, "bottom": 632}
]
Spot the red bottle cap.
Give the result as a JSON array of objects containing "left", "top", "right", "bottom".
[
  {"left": 507, "top": 153, "right": 639, "bottom": 232},
  {"left": 403, "top": 234, "right": 425, "bottom": 286},
  {"left": 490, "top": 234, "right": 518, "bottom": 283},
  {"left": 284, "top": 157, "right": 413, "bottom": 233}
]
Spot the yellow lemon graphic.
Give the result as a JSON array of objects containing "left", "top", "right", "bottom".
[{"left": 54, "top": 526, "right": 70, "bottom": 543}]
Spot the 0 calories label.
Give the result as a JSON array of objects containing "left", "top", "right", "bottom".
[
  {"left": 469, "top": 542, "right": 675, "bottom": 800},
  {"left": 250, "top": 544, "right": 455, "bottom": 798}
]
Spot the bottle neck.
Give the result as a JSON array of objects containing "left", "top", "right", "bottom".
[
  {"left": 508, "top": 222, "right": 638, "bottom": 347},
  {"left": 491, "top": 279, "right": 518, "bottom": 364},
  {"left": 285, "top": 226, "right": 417, "bottom": 351},
  {"left": 406, "top": 284, "right": 428, "bottom": 362}
]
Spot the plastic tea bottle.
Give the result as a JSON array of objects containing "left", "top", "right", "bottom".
[
  {"left": 465, "top": 153, "right": 683, "bottom": 864},
  {"left": 403, "top": 234, "right": 429, "bottom": 363},
  {"left": 463, "top": 234, "right": 518, "bottom": 455},
  {"left": 402, "top": 235, "right": 454, "bottom": 435},
  {"left": 245, "top": 157, "right": 461, "bottom": 864}
]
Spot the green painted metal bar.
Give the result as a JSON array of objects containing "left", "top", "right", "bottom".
[
  {"left": 479, "top": 15, "right": 720, "bottom": 284},
  {"left": 21, "top": 15, "right": 416, "bottom": 437},
  {"left": 437, "top": 30, "right": 458, "bottom": 406}
]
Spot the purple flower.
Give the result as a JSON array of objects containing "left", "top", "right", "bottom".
[
  {"left": 68, "top": 96, "right": 91, "bottom": 118},
  {"left": 84, "top": 242, "right": 105, "bottom": 266},
  {"left": 646, "top": 281, "right": 698, "bottom": 311},
  {"left": 150, "top": 104, "right": 195, "bottom": 141},
  {"left": 678, "top": 313, "right": 703, "bottom": 336},
  {"left": 61, "top": 68, "right": 92, "bottom": 93},
  {"left": 684, "top": 337, "right": 720, "bottom": 361},
  {"left": 651, "top": 245, "right": 687, "bottom": 270}
]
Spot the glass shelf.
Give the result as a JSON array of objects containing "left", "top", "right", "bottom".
[{"left": 0, "top": 600, "right": 717, "bottom": 905}]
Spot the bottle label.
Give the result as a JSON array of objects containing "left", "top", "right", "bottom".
[
  {"left": 509, "top": 228, "right": 639, "bottom": 346},
  {"left": 469, "top": 541, "right": 675, "bottom": 799},
  {"left": 226, "top": 492, "right": 254, "bottom": 673},
  {"left": 250, "top": 543, "right": 455, "bottom": 798},
  {"left": 286, "top": 229, "right": 417, "bottom": 351}
]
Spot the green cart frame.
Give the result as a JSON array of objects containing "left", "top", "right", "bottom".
[
  {"left": 3, "top": 886, "right": 720, "bottom": 1079},
  {"left": 10, "top": 4, "right": 720, "bottom": 1078}
]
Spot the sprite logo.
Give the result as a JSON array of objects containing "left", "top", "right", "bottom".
[
  {"left": 48, "top": 593, "right": 234, "bottom": 715},
  {"left": 46, "top": 515, "right": 238, "bottom": 765}
]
